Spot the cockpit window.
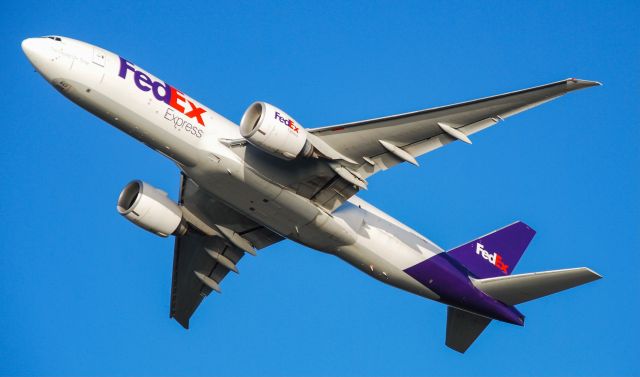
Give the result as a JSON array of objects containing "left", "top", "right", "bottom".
[{"left": 44, "top": 36, "right": 62, "bottom": 42}]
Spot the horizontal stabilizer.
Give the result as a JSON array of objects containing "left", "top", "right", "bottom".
[
  {"left": 472, "top": 267, "right": 602, "bottom": 305},
  {"left": 446, "top": 306, "right": 492, "bottom": 353}
]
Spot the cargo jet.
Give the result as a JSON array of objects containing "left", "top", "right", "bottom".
[{"left": 22, "top": 36, "right": 602, "bottom": 353}]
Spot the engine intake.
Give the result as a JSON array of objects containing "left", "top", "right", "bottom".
[
  {"left": 117, "top": 180, "right": 186, "bottom": 237},
  {"left": 240, "top": 102, "right": 313, "bottom": 160}
]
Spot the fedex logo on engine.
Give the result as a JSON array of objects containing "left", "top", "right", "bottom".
[
  {"left": 475, "top": 243, "right": 509, "bottom": 274},
  {"left": 275, "top": 111, "right": 299, "bottom": 133},
  {"left": 118, "top": 57, "right": 206, "bottom": 127}
]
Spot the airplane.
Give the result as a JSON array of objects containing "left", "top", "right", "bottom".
[{"left": 22, "top": 35, "right": 602, "bottom": 353}]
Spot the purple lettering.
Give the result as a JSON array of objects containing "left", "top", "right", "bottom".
[
  {"left": 134, "top": 71, "right": 152, "bottom": 92},
  {"left": 118, "top": 57, "right": 136, "bottom": 79},
  {"left": 118, "top": 56, "right": 206, "bottom": 126},
  {"left": 152, "top": 81, "right": 171, "bottom": 104}
]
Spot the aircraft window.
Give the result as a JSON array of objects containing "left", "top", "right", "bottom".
[{"left": 45, "top": 36, "right": 62, "bottom": 41}]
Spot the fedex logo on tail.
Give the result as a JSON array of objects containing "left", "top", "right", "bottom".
[
  {"left": 476, "top": 243, "right": 509, "bottom": 274},
  {"left": 118, "top": 57, "right": 206, "bottom": 127}
]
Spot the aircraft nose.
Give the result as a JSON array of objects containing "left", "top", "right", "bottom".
[
  {"left": 22, "top": 37, "right": 62, "bottom": 80},
  {"left": 22, "top": 38, "right": 41, "bottom": 62}
]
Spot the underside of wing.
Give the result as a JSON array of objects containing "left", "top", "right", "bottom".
[
  {"left": 170, "top": 232, "right": 243, "bottom": 328},
  {"left": 170, "top": 174, "right": 283, "bottom": 328},
  {"left": 309, "top": 78, "right": 601, "bottom": 180},
  {"left": 218, "top": 79, "right": 599, "bottom": 216}
]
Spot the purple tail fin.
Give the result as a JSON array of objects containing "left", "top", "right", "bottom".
[{"left": 447, "top": 221, "right": 536, "bottom": 278}]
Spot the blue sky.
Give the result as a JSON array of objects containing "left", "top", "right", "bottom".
[{"left": 1, "top": 1, "right": 638, "bottom": 376}]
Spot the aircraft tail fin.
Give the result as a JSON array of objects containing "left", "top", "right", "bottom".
[
  {"left": 446, "top": 306, "right": 492, "bottom": 353},
  {"left": 472, "top": 267, "right": 602, "bottom": 305},
  {"left": 447, "top": 221, "right": 536, "bottom": 278}
]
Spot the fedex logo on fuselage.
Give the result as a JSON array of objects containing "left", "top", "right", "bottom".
[
  {"left": 274, "top": 111, "right": 299, "bottom": 133},
  {"left": 118, "top": 57, "right": 206, "bottom": 127},
  {"left": 475, "top": 243, "right": 509, "bottom": 274}
]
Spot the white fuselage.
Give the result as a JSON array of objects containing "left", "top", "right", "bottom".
[{"left": 23, "top": 36, "right": 443, "bottom": 301}]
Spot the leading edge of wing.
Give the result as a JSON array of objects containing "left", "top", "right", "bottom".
[{"left": 309, "top": 78, "right": 601, "bottom": 133}]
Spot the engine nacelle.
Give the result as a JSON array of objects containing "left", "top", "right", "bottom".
[
  {"left": 240, "top": 101, "right": 313, "bottom": 160},
  {"left": 116, "top": 180, "right": 186, "bottom": 237}
]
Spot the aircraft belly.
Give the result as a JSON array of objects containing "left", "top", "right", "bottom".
[
  {"left": 186, "top": 152, "right": 440, "bottom": 300},
  {"left": 336, "top": 242, "right": 439, "bottom": 300},
  {"left": 184, "top": 154, "right": 351, "bottom": 247}
]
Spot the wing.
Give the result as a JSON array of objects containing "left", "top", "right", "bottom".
[
  {"left": 309, "top": 78, "right": 601, "bottom": 180},
  {"left": 170, "top": 174, "right": 283, "bottom": 328}
]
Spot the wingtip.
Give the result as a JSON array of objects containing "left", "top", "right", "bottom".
[
  {"left": 566, "top": 78, "right": 603, "bottom": 89},
  {"left": 586, "top": 268, "right": 604, "bottom": 280}
]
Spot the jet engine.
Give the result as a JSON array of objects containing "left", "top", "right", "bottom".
[
  {"left": 240, "top": 101, "right": 313, "bottom": 160},
  {"left": 116, "top": 180, "right": 187, "bottom": 237}
]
